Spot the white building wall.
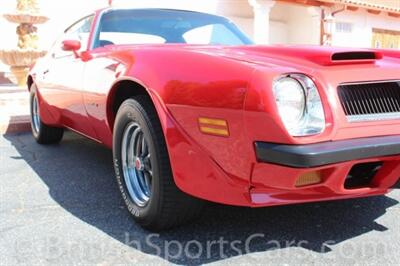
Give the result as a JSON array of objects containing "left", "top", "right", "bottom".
[
  {"left": 332, "top": 8, "right": 400, "bottom": 48},
  {"left": 229, "top": 16, "right": 254, "bottom": 38},
  {"left": 270, "top": 20, "right": 288, "bottom": 44},
  {"left": 288, "top": 6, "right": 321, "bottom": 45},
  {"left": 269, "top": 2, "right": 321, "bottom": 45}
]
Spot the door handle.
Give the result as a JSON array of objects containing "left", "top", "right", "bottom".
[{"left": 42, "top": 69, "right": 49, "bottom": 80}]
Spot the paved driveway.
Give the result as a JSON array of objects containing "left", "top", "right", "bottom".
[{"left": 1, "top": 132, "right": 399, "bottom": 265}]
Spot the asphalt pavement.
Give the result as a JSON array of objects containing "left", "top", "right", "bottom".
[{"left": 1, "top": 132, "right": 399, "bottom": 265}]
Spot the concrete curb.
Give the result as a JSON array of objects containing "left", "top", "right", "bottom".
[{"left": 0, "top": 115, "right": 31, "bottom": 135}]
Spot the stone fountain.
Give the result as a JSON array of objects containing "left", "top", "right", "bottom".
[{"left": 0, "top": 0, "right": 48, "bottom": 87}]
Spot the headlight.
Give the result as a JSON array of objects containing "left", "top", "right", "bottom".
[{"left": 273, "top": 74, "right": 325, "bottom": 136}]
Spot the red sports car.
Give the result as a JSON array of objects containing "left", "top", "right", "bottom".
[{"left": 28, "top": 8, "right": 400, "bottom": 230}]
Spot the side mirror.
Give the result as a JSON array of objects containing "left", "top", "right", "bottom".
[{"left": 62, "top": 40, "right": 81, "bottom": 52}]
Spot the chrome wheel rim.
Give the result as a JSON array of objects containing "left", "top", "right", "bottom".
[
  {"left": 121, "top": 122, "right": 152, "bottom": 207},
  {"left": 32, "top": 94, "right": 40, "bottom": 133}
]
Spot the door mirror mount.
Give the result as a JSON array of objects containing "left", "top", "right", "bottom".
[{"left": 62, "top": 40, "right": 81, "bottom": 57}]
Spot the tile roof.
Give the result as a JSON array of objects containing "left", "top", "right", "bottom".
[{"left": 325, "top": 0, "right": 400, "bottom": 13}]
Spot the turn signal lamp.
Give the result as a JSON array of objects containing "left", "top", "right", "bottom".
[
  {"left": 198, "top": 117, "right": 229, "bottom": 137},
  {"left": 295, "top": 171, "right": 322, "bottom": 187}
]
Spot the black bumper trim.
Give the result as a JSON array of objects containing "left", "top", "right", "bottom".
[{"left": 255, "top": 135, "right": 400, "bottom": 168}]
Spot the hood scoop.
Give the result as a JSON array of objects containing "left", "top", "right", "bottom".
[
  {"left": 331, "top": 51, "right": 382, "bottom": 62},
  {"left": 232, "top": 46, "right": 383, "bottom": 66}
]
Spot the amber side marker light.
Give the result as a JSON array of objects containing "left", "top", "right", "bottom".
[
  {"left": 198, "top": 117, "right": 229, "bottom": 137},
  {"left": 295, "top": 171, "right": 322, "bottom": 187}
]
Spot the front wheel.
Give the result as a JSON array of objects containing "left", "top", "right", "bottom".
[
  {"left": 113, "top": 96, "right": 203, "bottom": 231},
  {"left": 30, "top": 84, "right": 64, "bottom": 144}
]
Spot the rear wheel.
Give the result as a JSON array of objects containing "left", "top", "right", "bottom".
[
  {"left": 113, "top": 96, "right": 203, "bottom": 231},
  {"left": 30, "top": 84, "right": 64, "bottom": 144}
]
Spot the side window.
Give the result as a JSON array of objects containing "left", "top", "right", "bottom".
[
  {"left": 65, "top": 15, "right": 94, "bottom": 50},
  {"left": 52, "top": 15, "right": 94, "bottom": 58}
]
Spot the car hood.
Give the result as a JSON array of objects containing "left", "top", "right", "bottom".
[
  {"left": 189, "top": 45, "right": 386, "bottom": 68},
  {"left": 104, "top": 44, "right": 396, "bottom": 69},
  {"left": 187, "top": 45, "right": 399, "bottom": 83},
  {"left": 104, "top": 44, "right": 399, "bottom": 82}
]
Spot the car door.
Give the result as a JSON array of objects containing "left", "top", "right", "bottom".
[{"left": 39, "top": 15, "right": 97, "bottom": 138}]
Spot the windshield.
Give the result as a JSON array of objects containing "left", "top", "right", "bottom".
[{"left": 93, "top": 9, "right": 253, "bottom": 48}]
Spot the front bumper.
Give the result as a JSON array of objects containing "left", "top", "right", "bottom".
[
  {"left": 255, "top": 135, "right": 400, "bottom": 168},
  {"left": 250, "top": 135, "right": 400, "bottom": 206}
]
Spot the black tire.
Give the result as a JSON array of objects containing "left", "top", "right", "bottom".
[
  {"left": 30, "top": 84, "right": 64, "bottom": 144},
  {"left": 113, "top": 96, "right": 203, "bottom": 231}
]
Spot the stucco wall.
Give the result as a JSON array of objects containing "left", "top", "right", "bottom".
[
  {"left": 269, "top": 2, "right": 321, "bottom": 45},
  {"left": 332, "top": 8, "right": 400, "bottom": 48}
]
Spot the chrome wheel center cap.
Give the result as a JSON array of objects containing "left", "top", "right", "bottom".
[{"left": 135, "top": 157, "right": 144, "bottom": 171}]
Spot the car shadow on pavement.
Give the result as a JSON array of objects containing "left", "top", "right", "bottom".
[{"left": 4, "top": 132, "right": 399, "bottom": 265}]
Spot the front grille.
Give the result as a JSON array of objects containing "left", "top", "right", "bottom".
[{"left": 338, "top": 81, "right": 400, "bottom": 122}]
